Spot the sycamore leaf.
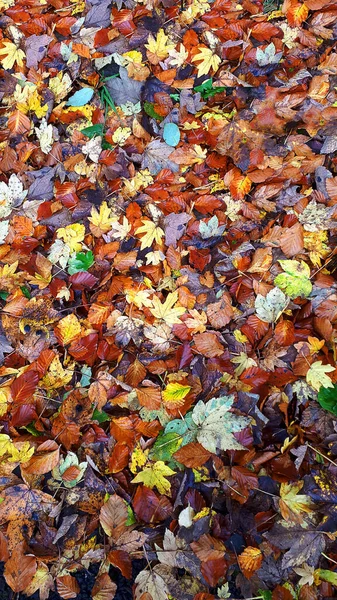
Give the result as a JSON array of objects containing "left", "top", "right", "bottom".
[
  {"left": 162, "top": 383, "right": 191, "bottom": 408},
  {"left": 131, "top": 461, "right": 176, "bottom": 495},
  {"left": 279, "top": 481, "right": 315, "bottom": 527},
  {"left": 145, "top": 29, "right": 175, "bottom": 64},
  {"left": 88, "top": 201, "right": 116, "bottom": 237},
  {"left": 231, "top": 352, "right": 257, "bottom": 376},
  {"left": 56, "top": 224, "right": 85, "bottom": 253},
  {"left": 0, "top": 41, "right": 25, "bottom": 69},
  {"left": 306, "top": 361, "right": 335, "bottom": 392},
  {"left": 255, "top": 288, "right": 289, "bottom": 323},
  {"left": 192, "top": 47, "right": 221, "bottom": 77},
  {"left": 68, "top": 251, "right": 94, "bottom": 275},
  {"left": 34, "top": 119, "right": 54, "bottom": 154},
  {"left": 135, "top": 219, "right": 164, "bottom": 250},
  {"left": 8, "top": 441, "right": 34, "bottom": 464},
  {"left": 150, "top": 291, "right": 185, "bottom": 325},
  {"left": 275, "top": 260, "right": 312, "bottom": 299},
  {"left": 192, "top": 396, "right": 250, "bottom": 453}
]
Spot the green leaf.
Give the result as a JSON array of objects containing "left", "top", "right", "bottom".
[
  {"left": 144, "top": 101, "right": 163, "bottom": 121},
  {"left": 68, "top": 251, "right": 94, "bottom": 275},
  {"left": 92, "top": 408, "right": 110, "bottom": 423},
  {"left": 81, "top": 124, "right": 104, "bottom": 139},
  {"left": 258, "top": 591, "right": 272, "bottom": 600},
  {"left": 150, "top": 431, "right": 182, "bottom": 462},
  {"left": 316, "top": 569, "right": 337, "bottom": 585},
  {"left": 0, "top": 291, "right": 9, "bottom": 300},
  {"left": 194, "top": 78, "right": 226, "bottom": 99},
  {"left": 275, "top": 259, "right": 312, "bottom": 299},
  {"left": 317, "top": 383, "right": 337, "bottom": 415},
  {"left": 21, "top": 286, "right": 31, "bottom": 299}
]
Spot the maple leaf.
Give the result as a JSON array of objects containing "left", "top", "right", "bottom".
[
  {"left": 56, "top": 223, "right": 85, "bottom": 253},
  {"left": 255, "top": 287, "right": 289, "bottom": 323},
  {"left": 88, "top": 201, "right": 116, "bottom": 237},
  {"left": 131, "top": 460, "right": 176, "bottom": 495},
  {"left": 231, "top": 352, "right": 257, "bottom": 376},
  {"left": 0, "top": 41, "right": 25, "bottom": 69},
  {"left": 34, "top": 118, "right": 54, "bottom": 154},
  {"left": 279, "top": 481, "right": 315, "bottom": 527},
  {"left": 192, "top": 396, "right": 250, "bottom": 453},
  {"left": 135, "top": 219, "right": 164, "bottom": 250},
  {"left": 145, "top": 29, "right": 175, "bottom": 64},
  {"left": 306, "top": 361, "right": 335, "bottom": 392},
  {"left": 8, "top": 441, "right": 34, "bottom": 464},
  {"left": 192, "top": 47, "right": 221, "bottom": 76},
  {"left": 150, "top": 291, "right": 186, "bottom": 325}
]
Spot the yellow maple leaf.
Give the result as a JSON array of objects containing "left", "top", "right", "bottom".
[
  {"left": 88, "top": 201, "right": 115, "bottom": 237},
  {"left": 56, "top": 223, "right": 85, "bottom": 252},
  {"left": 192, "top": 47, "right": 221, "bottom": 77},
  {"left": 150, "top": 291, "right": 186, "bottom": 325},
  {"left": 131, "top": 460, "right": 176, "bottom": 495},
  {"left": 135, "top": 219, "right": 164, "bottom": 250},
  {"left": 56, "top": 314, "right": 81, "bottom": 345},
  {"left": 0, "top": 41, "right": 25, "bottom": 69},
  {"left": 231, "top": 352, "right": 257, "bottom": 376},
  {"left": 145, "top": 29, "right": 175, "bottom": 65},
  {"left": 306, "top": 361, "right": 335, "bottom": 392},
  {"left": 125, "top": 288, "right": 153, "bottom": 308},
  {"left": 8, "top": 441, "right": 34, "bottom": 464},
  {"left": 279, "top": 481, "right": 314, "bottom": 526}
]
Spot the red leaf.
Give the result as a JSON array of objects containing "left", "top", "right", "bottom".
[{"left": 11, "top": 371, "right": 39, "bottom": 404}]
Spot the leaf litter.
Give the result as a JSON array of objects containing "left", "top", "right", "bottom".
[{"left": 0, "top": 0, "right": 337, "bottom": 599}]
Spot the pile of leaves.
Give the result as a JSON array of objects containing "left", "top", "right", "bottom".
[{"left": 1, "top": 0, "right": 337, "bottom": 598}]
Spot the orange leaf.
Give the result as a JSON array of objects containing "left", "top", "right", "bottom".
[
  {"left": 191, "top": 534, "right": 226, "bottom": 562},
  {"left": 4, "top": 544, "right": 37, "bottom": 593},
  {"left": 173, "top": 442, "right": 212, "bottom": 468},
  {"left": 238, "top": 546, "right": 263, "bottom": 579},
  {"left": 137, "top": 386, "right": 162, "bottom": 409},
  {"left": 193, "top": 332, "right": 224, "bottom": 358},
  {"left": 8, "top": 110, "right": 30, "bottom": 135}
]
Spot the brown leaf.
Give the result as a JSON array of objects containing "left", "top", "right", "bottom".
[
  {"left": 92, "top": 573, "right": 117, "bottom": 600},
  {"left": 173, "top": 442, "right": 212, "bottom": 468},
  {"left": 4, "top": 544, "right": 37, "bottom": 592},
  {"left": 99, "top": 495, "right": 128, "bottom": 539},
  {"left": 56, "top": 574, "right": 80, "bottom": 599},
  {"left": 193, "top": 332, "right": 224, "bottom": 358}
]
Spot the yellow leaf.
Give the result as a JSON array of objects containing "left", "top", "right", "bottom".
[
  {"left": 125, "top": 288, "right": 153, "bottom": 308},
  {"left": 41, "top": 356, "right": 74, "bottom": 390},
  {"left": 130, "top": 446, "right": 149, "bottom": 475},
  {"left": 306, "top": 361, "right": 335, "bottom": 392},
  {"left": 0, "top": 41, "right": 25, "bottom": 69},
  {"left": 279, "top": 481, "right": 314, "bottom": 526},
  {"left": 231, "top": 352, "right": 257, "bottom": 376},
  {"left": 233, "top": 330, "right": 248, "bottom": 343},
  {"left": 112, "top": 127, "right": 131, "bottom": 146},
  {"left": 131, "top": 460, "right": 176, "bottom": 495},
  {"left": 135, "top": 219, "right": 164, "bottom": 250},
  {"left": 308, "top": 337, "right": 325, "bottom": 355},
  {"left": 56, "top": 223, "right": 85, "bottom": 252},
  {"left": 150, "top": 291, "right": 186, "bottom": 325},
  {"left": 56, "top": 314, "right": 81, "bottom": 345},
  {"left": 88, "top": 201, "right": 115, "bottom": 237},
  {"left": 145, "top": 29, "right": 175, "bottom": 64},
  {"left": 9, "top": 441, "right": 34, "bottom": 464},
  {"left": 0, "top": 434, "right": 12, "bottom": 457},
  {"left": 162, "top": 383, "right": 191, "bottom": 408},
  {"left": 0, "top": 387, "right": 10, "bottom": 417},
  {"left": 192, "top": 47, "right": 221, "bottom": 77}
]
